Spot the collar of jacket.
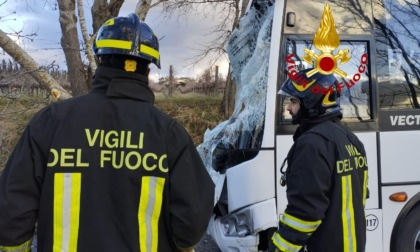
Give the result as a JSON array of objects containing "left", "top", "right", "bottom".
[
  {"left": 293, "top": 115, "right": 341, "bottom": 141},
  {"left": 91, "top": 66, "right": 155, "bottom": 103}
]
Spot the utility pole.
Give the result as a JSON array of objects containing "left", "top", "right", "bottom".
[
  {"left": 215, "top": 66, "right": 219, "bottom": 96},
  {"left": 169, "top": 65, "right": 174, "bottom": 97}
]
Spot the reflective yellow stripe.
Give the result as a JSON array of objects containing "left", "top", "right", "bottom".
[
  {"left": 96, "top": 39, "right": 159, "bottom": 61},
  {"left": 140, "top": 44, "right": 160, "bottom": 61},
  {"left": 271, "top": 232, "right": 302, "bottom": 252},
  {"left": 139, "top": 176, "right": 165, "bottom": 252},
  {"left": 363, "top": 170, "right": 368, "bottom": 207},
  {"left": 53, "top": 173, "right": 81, "bottom": 252},
  {"left": 96, "top": 39, "right": 132, "bottom": 50},
  {"left": 342, "top": 175, "right": 357, "bottom": 252},
  {"left": 139, "top": 177, "right": 150, "bottom": 252},
  {"left": 53, "top": 174, "right": 64, "bottom": 252},
  {"left": 0, "top": 238, "right": 32, "bottom": 252},
  {"left": 281, "top": 212, "right": 321, "bottom": 233}
]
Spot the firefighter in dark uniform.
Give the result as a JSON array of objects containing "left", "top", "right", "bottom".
[
  {"left": 269, "top": 69, "right": 368, "bottom": 252},
  {"left": 0, "top": 13, "right": 214, "bottom": 252}
]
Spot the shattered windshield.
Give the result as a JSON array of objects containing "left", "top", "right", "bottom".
[{"left": 197, "top": 0, "right": 274, "bottom": 183}]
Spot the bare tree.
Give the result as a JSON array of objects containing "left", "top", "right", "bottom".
[
  {"left": 57, "top": 0, "right": 88, "bottom": 96},
  {"left": 0, "top": 0, "right": 136, "bottom": 100},
  {"left": 56, "top": 0, "right": 132, "bottom": 96},
  {"left": 77, "top": 0, "right": 97, "bottom": 74},
  {"left": 1, "top": 0, "right": 245, "bottom": 105},
  {"left": 90, "top": 0, "right": 124, "bottom": 32},
  {"left": 159, "top": 0, "right": 249, "bottom": 116},
  {"left": 55, "top": 0, "right": 149, "bottom": 96},
  {"left": 0, "top": 29, "right": 71, "bottom": 100},
  {"left": 162, "top": 0, "right": 248, "bottom": 67},
  {"left": 135, "top": 0, "right": 168, "bottom": 21}
]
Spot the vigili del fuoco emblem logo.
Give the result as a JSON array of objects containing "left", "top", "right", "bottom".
[
  {"left": 303, "top": 3, "right": 351, "bottom": 78},
  {"left": 286, "top": 3, "right": 368, "bottom": 94}
]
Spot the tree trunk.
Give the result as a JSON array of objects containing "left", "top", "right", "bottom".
[
  {"left": 58, "top": 0, "right": 89, "bottom": 96},
  {"left": 0, "top": 29, "right": 71, "bottom": 100},
  {"left": 169, "top": 65, "right": 174, "bottom": 97},
  {"left": 135, "top": 0, "right": 152, "bottom": 21},
  {"left": 215, "top": 65, "right": 219, "bottom": 97},
  {"left": 77, "top": 0, "right": 97, "bottom": 74},
  {"left": 91, "top": 0, "right": 124, "bottom": 32}
]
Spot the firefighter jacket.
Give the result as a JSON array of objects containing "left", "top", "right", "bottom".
[
  {"left": 0, "top": 66, "right": 215, "bottom": 252},
  {"left": 272, "top": 118, "right": 368, "bottom": 252}
]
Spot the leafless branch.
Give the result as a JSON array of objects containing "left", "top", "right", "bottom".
[
  {"left": 156, "top": 0, "right": 246, "bottom": 69},
  {"left": 77, "top": 0, "right": 97, "bottom": 72}
]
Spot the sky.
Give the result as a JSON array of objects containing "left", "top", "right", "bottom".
[{"left": 0, "top": 0, "right": 230, "bottom": 83}]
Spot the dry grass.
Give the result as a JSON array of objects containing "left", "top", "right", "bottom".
[
  {"left": 155, "top": 94, "right": 226, "bottom": 145},
  {"left": 0, "top": 96, "right": 48, "bottom": 170},
  {"left": 0, "top": 94, "right": 225, "bottom": 173}
]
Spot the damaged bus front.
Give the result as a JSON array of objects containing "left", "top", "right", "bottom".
[{"left": 198, "top": 0, "right": 420, "bottom": 251}]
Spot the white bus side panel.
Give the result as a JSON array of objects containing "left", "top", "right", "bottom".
[
  {"left": 356, "top": 132, "right": 379, "bottom": 209},
  {"left": 275, "top": 135, "right": 294, "bottom": 214},
  {"left": 380, "top": 131, "right": 420, "bottom": 183},
  {"left": 261, "top": 0, "right": 285, "bottom": 149},
  {"left": 226, "top": 150, "right": 276, "bottom": 212},
  {"left": 365, "top": 209, "right": 383, "bottom": 252}
]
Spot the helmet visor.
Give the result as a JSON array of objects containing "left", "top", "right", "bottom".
[{"left": 278, "top": 89, "right": 291, "bottom": 96}]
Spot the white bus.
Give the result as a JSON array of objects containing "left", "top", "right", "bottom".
[{"left": 200, "top": 0, "right": 420, "bottom": 251}]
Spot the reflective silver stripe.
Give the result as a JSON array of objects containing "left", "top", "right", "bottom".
[
  {"left": 62, "top": 174, "right": 72, "bottom": 250},
  {"left": 271, "top": 232, "right": 302, "bottom": 252},
  {"left": 146, "top": 178, "right": 156, "bottom": 250},
  {"left": 281, "top": 212, "right": 321, "bottom": 233}
]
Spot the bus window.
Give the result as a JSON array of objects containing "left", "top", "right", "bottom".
[
  {"left": 279, "top": 39, "right": 372, "bottom": 124},
  {"left": 373, "top": 0, "right": 420, "bottom": 109},
  {"left": 283, "top": 0, "right": 373, "bottom": 35}
]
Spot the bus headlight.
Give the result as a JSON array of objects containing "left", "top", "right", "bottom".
[{"left": 221, "top": 211, "right": 253, "bottom": 237}]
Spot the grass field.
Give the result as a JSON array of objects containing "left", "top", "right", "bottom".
[{"left": 0, "top": 93, "right": 226, "bottom": 172}]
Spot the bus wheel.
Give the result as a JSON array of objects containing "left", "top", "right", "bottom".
[{"left": 391, "top": 204, "right": 420, "bottom": 252}]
